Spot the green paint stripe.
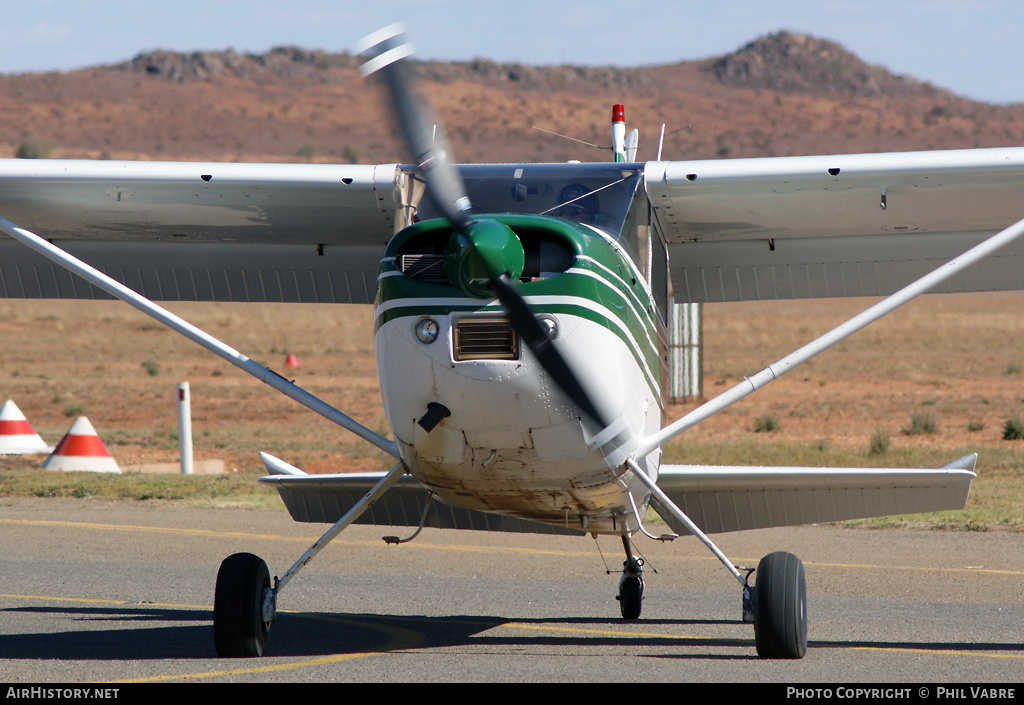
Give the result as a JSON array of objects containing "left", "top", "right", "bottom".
[
  {"left": 573, "top": 256, "right": 652, "bottom": 320},
  {"left": 377, "top": 265, "right": 657, "bottom": 348},
  {"left": 376, "top": 298, "right": 660, "bottom": 397},
  {"left": 563, "top": 266, "right": 657, "bottom": 343}
]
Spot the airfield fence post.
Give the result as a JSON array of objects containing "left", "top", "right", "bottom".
[
  {"left": 177, "top": 382, "right": 194, "bottom": 475},
  {"left": 669, "top": 302, "right": 703, "bottom": 402}
]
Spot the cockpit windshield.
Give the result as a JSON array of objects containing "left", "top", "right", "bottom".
[
  {"left": 413, "top": 163, "right": 644, "bottom": 238},
  {"left": 407, "top": 161, "right": 665, "bottom": 324}
]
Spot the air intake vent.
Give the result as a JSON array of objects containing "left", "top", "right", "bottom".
[
  {"left": 399, "top": 254, "right": 448, "bottom": 283},
  {"left": 454, "top": 319, "right": 518, "bottom": 361}
]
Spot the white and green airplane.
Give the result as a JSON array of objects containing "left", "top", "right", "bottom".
[{"left": 1, "top": 24, "right": 1021, "bottom": 660}]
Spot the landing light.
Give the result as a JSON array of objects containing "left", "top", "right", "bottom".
[
  {"left": 414, "top": 317, "right": 440, "bottom": 344},
  {"left": 537, "top": 314, "right": 558, "bottom": 340}
]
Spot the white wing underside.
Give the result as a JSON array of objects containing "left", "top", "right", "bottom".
[
  {"left": 0, "top": 160, "right": 401, "bottom": 304},
  {"left": 646, "top": 147, "right": 1024, "bottom": 302},
  {"left": 1, "top": 147, "right": 1024, "bottom": 303}
]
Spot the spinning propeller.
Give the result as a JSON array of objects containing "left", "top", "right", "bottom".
[{"left": 357, "top": 24, "right": 613, "bottom": 436}]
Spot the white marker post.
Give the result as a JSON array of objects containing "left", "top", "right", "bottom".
[{"left": 177, "top": 382, "right": 194, "bottom": 475}]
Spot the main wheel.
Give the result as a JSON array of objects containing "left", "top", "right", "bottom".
[
  {"left": 214, "top": 552, "right": 272, "bottom": 657},
  {"left": 618, "top": 576, "right": 643, "bottom": 620},
  {"left": 753, "top": 551, "right": 807, "bottom": 659}
]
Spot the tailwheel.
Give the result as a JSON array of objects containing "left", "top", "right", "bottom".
[
  {"left": 753, "top": 551, "right": 807, "bottom": 659},
  {"left": 214, "top": 552, "right": 273, "bottom": 657}
]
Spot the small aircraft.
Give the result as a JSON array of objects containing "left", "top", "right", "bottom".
[{"left": 2, "top": 24, "right": 1023, "bottom": 660}]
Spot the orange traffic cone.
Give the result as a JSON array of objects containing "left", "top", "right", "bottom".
[
  {"left": 284, "top": 354, "right": 300, "bottom": 369},
  {"left": 0, "top": 400, "right": 52, "bottom": 454},
  {"left": 42, "top": 417, "right": 120, "bottom": 473}
]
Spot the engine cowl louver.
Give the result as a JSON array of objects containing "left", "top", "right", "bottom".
[
  {"left": 454, "top": 319, "right": 518, "bottom": 361},
  {"left": 399, "top": 254, "right": 448, "bottom": 283}
]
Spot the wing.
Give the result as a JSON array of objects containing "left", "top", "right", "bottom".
[
  {"left": 0, "top": 159, "right": 647, "bottom": 304},
  {"left": 0, "top": 159, "right": 402, "bottom": 303},
  {"left": 646, "top": 147, "right": 1024, "bottom": 302},
  {"left": 8, "top": 147, "right": 1024, "bottom": 306},
  {"left": 651, "top": 454, "right": 976, "bottom": 535}
]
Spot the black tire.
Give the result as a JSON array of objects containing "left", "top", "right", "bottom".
[
  {"left": 753, "top": 551, "right": 807, "bottom": 659},
  {"left": 618, "top": 576, "right": 643, "bottom": 620},
  {"left": 214, "top": 552, "right": 272, "bottom": 657}
]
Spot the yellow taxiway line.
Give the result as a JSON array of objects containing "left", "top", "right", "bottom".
[
  {"left": 3, "top": 516, "right": 1022, "bottom": 680},
  {"left": 1, "top": 590, "right": 1021, "bottom": 684},
  {"left": 3, "top": 517, "right": 1022, "bottom": 576}
]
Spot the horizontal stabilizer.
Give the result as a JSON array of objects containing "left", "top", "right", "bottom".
[
  {"left": 651, "top": 454, "right": 976, "bottom": 535},
  {"left": 258, "top": 453, "right": 583, "bottom": 536}
]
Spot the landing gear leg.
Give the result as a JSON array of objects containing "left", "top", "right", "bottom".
[
  {"left": 616, "top": 535, "right": 644, "bottom": 620},
  {"left": 212, "top": 459, "right": 407, "bottom": 658},
  {"left": 624, "top": 459, "right": 808, "bottom": 659}
]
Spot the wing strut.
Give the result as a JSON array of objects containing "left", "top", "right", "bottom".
[
  {"left": 625, "top": 458, "right": 745, "bottom": 586},
  {"left": 638, "top": 213, "right": 1024, "bottom": 458},
  {"left": 272, "top": 459, "right": 406, "bottom": 596},
  {"left": 0, "top": 215, "right": 401, "bottom": 460}
]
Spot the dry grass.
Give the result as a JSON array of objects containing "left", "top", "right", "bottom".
[
  {"left": 661, "top": 290, "right": 1024, "bottom": 530},
  {"left": 1, "top": 292, "right": 1022, "bottom": 528},
  {"left": 0, "top": 299, "right": 390, "bottom": 475},
  {"left": 673, "top": 291, "right": 1024, "bottom": 454}
]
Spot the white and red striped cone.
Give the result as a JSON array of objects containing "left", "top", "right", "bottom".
[
  {"left": 42, "top": 416, "right": 120, "bottom": 473},
  {"left": 0, "top": 399, "right": 52, "bottom": 454}
]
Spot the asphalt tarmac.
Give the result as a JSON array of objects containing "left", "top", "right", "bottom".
[{"left": 1, "top": 497, "right": 1022, "bottom": 684}]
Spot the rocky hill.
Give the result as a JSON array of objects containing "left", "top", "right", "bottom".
[
  {"left": 122, "top": 46, "right": 361, "bottom": 85},
  {"left": 1, "top": 31, "right": 1021, "bottom": 164},
  {"left": 708, "top": 32, "right": 935, "bottom": 99}
]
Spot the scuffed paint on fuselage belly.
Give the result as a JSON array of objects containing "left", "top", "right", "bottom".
[{"left": 375, "top": 311, "right": 657, "bottom": 533}]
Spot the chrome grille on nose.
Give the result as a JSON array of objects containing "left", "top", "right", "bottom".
[{"left": 454, "top": 319, "right": 518, "bottom": 361}]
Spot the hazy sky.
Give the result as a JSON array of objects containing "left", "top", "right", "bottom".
[{"left": 1, "top": 1, "right": 1022, "bottom": 104}]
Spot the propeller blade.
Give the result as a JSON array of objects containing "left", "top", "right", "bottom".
[
  {"left": 490, "top": 273, "right": 611, "bottom": 433},
  {"left": 356, "top": 24, "right": 470, "bottom": 229},
  {"left": 358, "top": 26, "right": 617, "bottom": 444}
]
